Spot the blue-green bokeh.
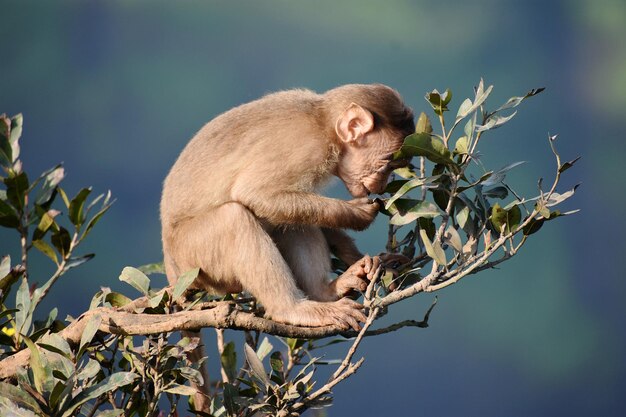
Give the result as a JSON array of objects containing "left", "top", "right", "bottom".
[{"left": 1, "top": 1, "right": 624, "bottom": 416}]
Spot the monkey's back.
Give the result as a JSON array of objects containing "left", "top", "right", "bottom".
[{"left": 160, "top": 89, "right": 337, "bottom": 230}]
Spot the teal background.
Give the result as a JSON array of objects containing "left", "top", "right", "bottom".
[{"left": 1, "top": 1, "right": 624, "bottom": 416}]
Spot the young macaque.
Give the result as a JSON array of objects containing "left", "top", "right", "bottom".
[{"left": 161, "top": 84, "right": 414, "bottom": 331}]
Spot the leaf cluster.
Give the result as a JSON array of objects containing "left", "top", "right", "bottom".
[{"left": 377, "top": 80, "right": 578, "bottom": 295}]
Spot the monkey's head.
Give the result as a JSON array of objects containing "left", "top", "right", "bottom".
[{"left": 326, "top": 84, "right": 415, "bottom": 197}]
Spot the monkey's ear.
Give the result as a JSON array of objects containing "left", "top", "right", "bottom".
[{"left": 335, "top": 103, "right": 374, "bottom": 144}]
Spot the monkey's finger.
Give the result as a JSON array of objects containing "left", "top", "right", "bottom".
[
  {"left": 341, "top": 314, "right": 362, "bottom": 332},
  {"left": 367, "top": 256, "right": 381, "bottom": 280},
  {"left": 338, "top": 299, "right": 368, "bottom": 323},
  {"left": 362, "top": 254, "right": 372, "bottom": 273}
]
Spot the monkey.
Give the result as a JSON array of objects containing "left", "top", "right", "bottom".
[
  {"left": 161, "top": 84, "right": 414, "bottom": 331},
  {"left": 160, "top": 84, "right": 413, "bottom": 409}
]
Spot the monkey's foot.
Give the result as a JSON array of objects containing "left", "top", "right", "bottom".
[
  {"left": 269, "top": 298, "right": 367, "bottom": 331},
  {"left": 330, "top": 254, "right": 380, "bottom": 298}
]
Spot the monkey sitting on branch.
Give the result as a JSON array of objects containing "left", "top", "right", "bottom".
[{"left": 160, "top": 84, "right": 414, "bottom": 331}]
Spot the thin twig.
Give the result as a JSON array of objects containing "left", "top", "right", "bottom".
[
  {"left": 215, "top": 328, "right": 230, "bottom": 384},
  {"left": 330, "top": 307, "right": 379, "bottom": 381}
]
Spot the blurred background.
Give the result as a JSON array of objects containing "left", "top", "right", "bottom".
[{"left": 1, "top": 1, "right": 624, "bottom": 416}]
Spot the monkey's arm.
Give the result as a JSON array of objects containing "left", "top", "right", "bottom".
[
  {"left": 236, "top": 191, "right": 378, "bottom": 231},
  {"left": 321, "top": 228, "right": 363, "bottom": 265}
]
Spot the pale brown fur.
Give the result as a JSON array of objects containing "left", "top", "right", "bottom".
[{"left": 160, "top": 84, "right": 413, "bottom": 410}]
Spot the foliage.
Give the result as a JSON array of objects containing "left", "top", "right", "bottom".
[{"left": 0, "top": 80, "right": 579, "bottom": 417}]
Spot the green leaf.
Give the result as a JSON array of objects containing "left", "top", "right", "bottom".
[
  {"left": 76, "top": 358, "right": 101, "bottom": 381},
  {"left": 9, "top": 114, "right": 23, "bottom": 161},
  {"left": 494, "top": 87, "right": 545, "bottom": 113},
  {"left": 415, "top": 112, "right": 433, "bottom": 134},
  {"left": 419, "top": 229, "right": 447, "bottom": 265},
  {"left": 32, "top": 240, "right": 59, "bottom": 265},
  {"left": 0, "top": 270, "right": 21, "bottom": 299},
  {"left": 94, "top": 410, "right": 125, "bottom": 417},
  {"left": 38, "top": 332, "right": 72, "bottom": 358},
  {"left": 23, "top": 336, "right": 48, "bottom": 395},
  {"left": 0, "top": 255, "right": 10, "bottom": 279},
  {"left": 399, "top": 133, "right": 453, "bottom": 165},
  {"left": 558, "top": 156, "right": 581, "bottom": 174},
  {"left": 286, "top": 338, "right": 306, "bottom": 351},
  {"left": 545, "top": 184, "right": 580, "bottom": 207},
  {"left": 15, "top": 278, "right": 32, "bottom": 336},
  {"left": 32, "top": 210, "right": 59, "bottom": 241},
  {"left": 455, "top": 79, "right": 493, "bottom": 122},
  {"left": 269, "top": 351, "right": 284, "bottom": 377},
  {"left": 50, "top": 227, "right": 71, "bottom": 259},
  {"left": 119, "top": 267, "right": 150, "bottom": 295},
  {"left": 137, "top": 262, "right": 165, "bottom": 275},
  {"left": 79, "top": 314, "right": 102, "bottom": 356},
  {"left": 0, "top": 381, "right": 43, "bottom": 415},
  {"left": 481, "top": 161, "right": 526, "bottom": 187},
  {"left": 476, "top": 111, "right": 517, "bottom": 132},
  {"left": 57, "top": 187, "right": 70, "bottom": 208},
  {"left": 163, "top": 383, "right": 197, "bottom": 396},
  {"left": 244, "top": 343, "right": 270, "bottom": 387},
  {"left": 63, "top": 254, "right": 95, "bottom": 272},
  {"left": 81, "top": 191, "right": 114, "bottom": 241},
  {"left": 385, "top": 175, "right": 441, "bottom": 210},
  {"left": 256, "top": 337, "right": 273, "bottom": 361},
  {"left": 178, "top": 366, "right": 203, "bottom": 385},
  {"left": 392, "top": 166, "right": 416, "bottom": 179},
  {"left": 425, "top": 88, "right": 452, "bottom": 115},
  {"left": 384, "top": 179, "right": 408, "bottom": 194},
  {"left": 490, "top": 203, "right": 522, "bottom": 234},
  {"left": 389, "top": 200, "right": 441, "bottom": 226},
  {"left": 172, "top": 268, "right": 199, "bottom": 301},
  {"left": 0, "top": 117, "right": 13, "bottom": 167},
  {"left": 220, "top": 341, "right": 237, "bottom": 383},
  {"left": 5, "top": 171, "right": 29, "bottom": 211},
  {"left": 0, "top": 197, "right": 20, "bottom": 228},
  {"left": 148, "top": 292, "right": 165, "bottom": 308},
  {"left": 523, "top": 216, "right": 544, "bottom": 236},
  {"left": 483, "top": 186, "right": 508, "bottom": 199},
  {"left": 453, "top": 136, "right": 468, "bottom": 155},
  {"left": 104, "top": 292, "right": 133, "bottom": 308},
  {"left": 35, "top": 166, "right": 64, "bottom": 206},
  {"left": 444, "top": 226, "right": 463, "bottom": 253},
  {"left": 61, "top": 372, "right": 138, "bottom": 417},
  {"left": 455, "top": 98, "right": 473, "bottom": 120},
  {"left": 223, "top": 383, "right": 240, "bottom": 415},
  {"left": 68, "top": 187, "right": 92, "bottom": 227}
]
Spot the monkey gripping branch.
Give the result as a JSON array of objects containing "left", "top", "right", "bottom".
[{"left": 0, "top": 80, "right": 579, "bottom": 417}]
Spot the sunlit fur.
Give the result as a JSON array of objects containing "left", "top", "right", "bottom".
[{"left": 161, "top": 84, "right": 414, "bottom": 326}]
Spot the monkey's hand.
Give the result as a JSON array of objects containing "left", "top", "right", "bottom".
[
  {"left": 346, "top": 198, "right": 380, "bottom": 230},
  {"left": 269, "top": 299, "right": 367, "bottom": 331},
  {"left": 330, "top": 254, "right": 380, "bottom": 298}
]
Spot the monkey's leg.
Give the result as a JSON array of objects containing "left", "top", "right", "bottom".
[
  {"left": 272, "top": 225, "right": 336, "bottom": 302},
  {"left": 273, "top": 227, "right": 381, "bottom": 301},
  {"left": 170, "top": 203, "right": 366, "bottom": 330}
]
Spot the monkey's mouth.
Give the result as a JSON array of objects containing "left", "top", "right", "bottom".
[{"left": 345, "top": 181, "right": 370, "bottom": 198}]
